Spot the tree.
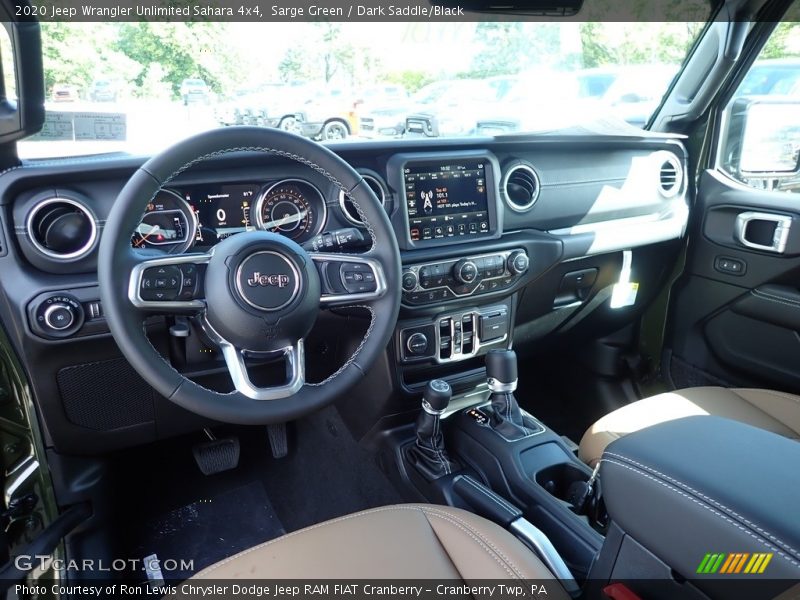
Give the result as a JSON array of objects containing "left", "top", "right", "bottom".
[
  {"left": 467, "top": 23, "right": 562, "bottom": 78},
  {"left": 381, "top": 70, "right": 435, "bottom": 94}
]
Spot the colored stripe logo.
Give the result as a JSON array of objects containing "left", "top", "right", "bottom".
[{"left": 696, "top": 553, "right": 773, "bottom": 574}]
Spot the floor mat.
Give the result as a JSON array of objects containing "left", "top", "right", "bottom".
[
  {"left": 258, "top": 404, "right": 404, "bottom": 532},
  {"left": 108, "top": 405, "right": 403, "bottom": 579},
  {"left": 130, "top": 481, "right": 284, "bottom": 580}
]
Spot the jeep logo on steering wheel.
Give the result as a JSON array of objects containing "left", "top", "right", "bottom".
[{"left": 247, "top": 272, "right": 291, "bottom": 288}]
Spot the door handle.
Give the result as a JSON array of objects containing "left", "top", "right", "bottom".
[{"left": 734, "top": 211, "right": 792, "bottom": 253}]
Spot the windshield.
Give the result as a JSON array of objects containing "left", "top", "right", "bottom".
[{"left": 19, "top": 22, "right": 708, "bottom": 158}]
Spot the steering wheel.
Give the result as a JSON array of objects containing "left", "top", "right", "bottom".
[{"left": 98, "top": 127, "right": 401, "bottom": 424}]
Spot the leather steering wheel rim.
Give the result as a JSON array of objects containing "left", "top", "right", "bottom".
[{"left": 98, "top": 127, "right": 401, "bottom": 424}]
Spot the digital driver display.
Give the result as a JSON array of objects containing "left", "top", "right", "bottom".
[
  {"left": 181, "top": 183, "right": 259, "bottom": 246},
  {"left": 404, "top": 160, "right": 490, "bottom": 243}
]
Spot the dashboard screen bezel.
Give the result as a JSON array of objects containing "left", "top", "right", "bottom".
[{"left": 387, "top": 150, "right": 503, "bottom": 250}]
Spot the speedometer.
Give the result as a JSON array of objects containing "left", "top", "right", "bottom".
[
  {"left": 254, "top": 179, "right": 326, "bottom": 243},
  {"left": 131, "top": 189, "right": 197, "bottom": 253}
]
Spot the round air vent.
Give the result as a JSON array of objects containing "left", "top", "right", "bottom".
[
  {"left": 658, "top": 155, "right": 683, "bottom": 197},
  {"left": 502, "top": 163, "right": 540, "bottom": 212},
  {"left": 27, "top": 197, "right": 97, "bottom": 260},
  {"left": 339, "top": 174, "right": 386, "bottom": 225}
]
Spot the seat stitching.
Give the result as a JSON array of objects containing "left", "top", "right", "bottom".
[
  {"left": 605, "top": 450, "right": 800, "bottom": 557},
  {"left": 194, "top": 503, "right": 533, "bottom": 581},
  {"left": 419, "top": 506, "right": 529, "bottom": 579},
  {"left": 603, "top": 458, "right": 800, "bottom": 567},
  {"left": 750, "top": 289, "right": 800, "bottom": 310},
  {"left": 423, "top": 512, "right": 520, "bottom": 579},
  {"left": 732, "top": 388, "right": 800, "bottom": 407}
]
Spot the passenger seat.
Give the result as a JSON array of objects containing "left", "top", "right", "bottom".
[{"left": 579, "top": 386, "right": 800, "bottom": 466}]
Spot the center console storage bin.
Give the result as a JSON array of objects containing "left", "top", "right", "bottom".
[{"left": 597, "top": 415, "right": 800, "bottom": 598}]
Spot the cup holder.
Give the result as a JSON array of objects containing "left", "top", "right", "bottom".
[{"left": 535, "top": 462, "right": 589, "bottom": 505}]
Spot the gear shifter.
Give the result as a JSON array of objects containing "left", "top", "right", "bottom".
[
  {"left": 407, "top": 379, "right": 459, "bottom": 480},
  {"left": 486, "top": 349, "right": 537, "bottom": 440}
]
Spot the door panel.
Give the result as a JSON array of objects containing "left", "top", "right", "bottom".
[{"left": 664, "top": 169, "right": 800, "bottom": 393}]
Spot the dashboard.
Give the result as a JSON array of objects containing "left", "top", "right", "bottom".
[{"left": 0, "top": 134, "right": 689, "bottom": 454}]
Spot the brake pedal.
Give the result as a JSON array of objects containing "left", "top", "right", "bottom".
[
  {"left": 192, "top": 430, "right": 240, "bottom": 475},
  {"left": 267, "top": 423, "right": 288, "bottom": 458}
]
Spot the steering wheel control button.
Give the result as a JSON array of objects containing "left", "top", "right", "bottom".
[
  {"left": 340, "top": 262, "right": 377, "bottom": 294},
  {"left": 31, "top": 293, "right": 85, "bottom": 338},
  {"left": 236, "top": 251, "right": 300, "bottom": 311}
]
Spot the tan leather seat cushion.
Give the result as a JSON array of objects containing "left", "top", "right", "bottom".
[
  {"left": 579, "top": 386, "right": 800, "bottom": 466},
  {"left": 191, "top": 503, "right": 565, "bottom": 591}
]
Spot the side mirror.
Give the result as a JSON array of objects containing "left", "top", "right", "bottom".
[
  {"left": 723, "top": 97, "right": 800, "bottom": 177},
  {"left": 0, "top": 2, "right": 45, "bottom": 144}
]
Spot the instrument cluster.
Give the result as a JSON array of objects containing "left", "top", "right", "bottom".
[{"left": 131, "top": 179, "right": 327, "bottom": 253}]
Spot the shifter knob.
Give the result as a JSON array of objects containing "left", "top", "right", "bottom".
[
  {"left": 423, "top": 379, "right": 452, "bottom": 413},
  {"left": 486, "top": 350, "right": 518, "bottom": 388}
]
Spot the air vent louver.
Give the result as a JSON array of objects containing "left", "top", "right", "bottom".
[
  {"left": 658, "top": 156, "right": 682, "bottom": 197},
  {"left": 27, "top": 198, "right": 97, "bottom": 260},
  {"left": 502, "top": 164, "right": 540, "bottom": 212},
  {"left": 340, "top": 174, "right": 386, "bottom": 225}
]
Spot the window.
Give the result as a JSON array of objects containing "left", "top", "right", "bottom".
[{"left": 719, "top": 20, "right": 800, "bottom": 193}]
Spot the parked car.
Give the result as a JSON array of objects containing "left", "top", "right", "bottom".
[
  {"left": 179, "top": 78, "right": 210, "bottom": 105},
  {"left": 88, "top": 79, "right": 118, "bottom": 102},
  {"left": 734, "top": 57, "right": 800, "bottom": 98},
  {"left": 51, "top": 83, "right": 80, "bottom": 102},
  {"left": 297, "top": 87, "right": 360, "bottom": 141},
  {"left": 594, "top": 64, "right": 680, "bottom": 127},
  {"left": 360, "top": 80, "right": 461, "bottom": 138}
]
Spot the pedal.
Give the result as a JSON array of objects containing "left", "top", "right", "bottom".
[
  {"left": 267, "top": 423, "right": 288, "bottom": 458},
  {"left": 192, "top": 433, "right": 240, "bottom": 475}
]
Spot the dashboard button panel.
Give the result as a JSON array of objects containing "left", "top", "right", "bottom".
[{"left": 402, "top": 249, "right": 528, "bottom": 305}]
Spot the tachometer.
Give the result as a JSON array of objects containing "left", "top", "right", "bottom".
[
  {"left": 254, "top": 179, "right": 326, "bottom": 243},
  {"left": 132, "top": 189, "right": 197, "bottom": 253}
]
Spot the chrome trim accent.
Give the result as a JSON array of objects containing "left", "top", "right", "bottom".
[
  {"left": 487, "top": 378, "right": 517, "bottom": 393},
  {"left": 254, "top": 178, "right": 327, "bottom": 241},
  {"left": 311, "top": 253, "right": 388, "bottom": 306},
  {"left": 128, "top": 252, "right": 212, "bottom": 311},
  {"left": 234, "top": 250, "right": 301, "bottom": 311},
  {"left": 202, "top": 317, "right": 305, "bottom": 401},
  {"left": 422, "top": 400, "right": 445, "bottom": 416},
  {"left": 26, "top": 197, "right": 98, "bottom": 260},
  {"left": 734, "top": 211, "right": 792, "bottom": 254},
  {"left": 657, "top": 154, "right": 683, "bottom": 198},
  {"left": 403, "top": 249, "right": 523, "bottom": 300},
  {"left": 338, "top": 173, "right": 387, "bottom": 226},
  {"left": 433, "top": 306, "right": 508, "bottom": 364},
  {"left": 4, "top": 455, "right": 39, "bottom": 509},
  {"left": 509, "top": 518, "right": 580, "bottom": 597},
  {"left": 501, "top": 163, "right": 540, "bottom": 212},
  {"left": 43, "top": 304, "right": 74, "bottom": 331}
]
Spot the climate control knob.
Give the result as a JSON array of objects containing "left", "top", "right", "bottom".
[
  {"left": 507, "top": 251, "right": 529, "bottom": 275},
  {"left": 44, "top": 303, "right": 76, "bottom": 330},
  {"left": 402, "top": 269, "right": 418, "bottom": 292},
  {"left": 454, "top": 259, "right": 479, "bottom": 284}
]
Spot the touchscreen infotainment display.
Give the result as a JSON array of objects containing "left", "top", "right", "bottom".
[{"left": 404, "top": 160, "right": 490, "bottom": 242}]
